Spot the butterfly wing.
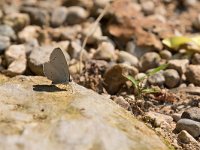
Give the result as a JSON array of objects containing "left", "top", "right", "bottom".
[{"left": 43, "top": 48, "right": 70, "bottom": 84}]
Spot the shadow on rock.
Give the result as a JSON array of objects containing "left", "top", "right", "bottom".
[{"left": 33, "top": 85, "right": 67, "bottom": 92}]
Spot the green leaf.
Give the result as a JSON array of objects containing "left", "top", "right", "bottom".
[
  {"left": 123, "top": 75, "right": 139, "bottom": 88},
  {"left": 142, "top": 88, "right": 160, "bottom": 94},
  {"left": 162, "top": 36, "right": 191, "bottom": 49},
  {"left": 147, "top": 64, "right": 168, "bottom": 77}
]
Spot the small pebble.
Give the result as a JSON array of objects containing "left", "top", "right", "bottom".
[{"left": 181, "top": 107, "right": 200, "bottom": 122}]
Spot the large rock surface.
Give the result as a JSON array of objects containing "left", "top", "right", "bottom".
[{"left": 0, "top": 75, "right": 170, "bottom": 150}]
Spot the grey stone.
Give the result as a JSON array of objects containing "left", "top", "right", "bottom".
[
  {"left": 163, "top": 69, "right": 180, "bottom": 88},
  {"left": 0, "top": 36, "right": 10, "bottom": 52},
  {"left": 116, "top": 51, "right": 138, "bottom": 67},
  {"left": 51, "top": 7, "right": 68, "bottom": 27},
  {"left": 3, "top": 13, "right": 30, "bottom": 31},
  {"left": 177, "top": 130, "right": 198, "bottom": 144},
  {"left": 172, "top": 113, "right": 181, "bottom": 122},
  {"left": 141, "top": 1, "right": 155, "bottom": 15},
  {"left": 93, "top": 41, "right": 116, "bottom": 61},
  {"left": 0, "top": 75, "right": 170, "bottom": 150},
  {"left": 82, "top": 22, "right": 103, "bottom": 44},
  {"left": 21, "top": 7, "right": 49, "bottom": 26},
  {"left": 181, "top": 107, "right": 200, "bottom": 122},
  {"left": 185, "top": 65, "right": 200, "bottom": 86},
  {"left": 66, "top": 6, "right": 88, "bottom": 25},
  {"left": 191, "top": 53, "right": 200, "bottom": 65},
  {"left": 175, "top": 119, "right": 200, "bottom": 137},
  {"left": 5, "top": 44, "right": 26, "bottom": 65},
  {"left": 139, "top": 52, "right": 161, "bottom": 72},
  {"left": 168, "top": 59, "right": 189, "bottom": 75},
  {"left": 104, "top": 64, "right": 138, "bottom": 94},
  {"left": 113, "top": 96, "right": 130, "bottom": 110},
  {"left": 148, "top": 72, "right": 165, "bottom": 86},
  {"left": 18, "top": 25, "right": 44, "bottom": 43},
  {"left": 0, "top": 25, "right": 16, "bottom": 40},
  {"left": 144, "top": 111, "right": 173, "bottom": 128},
  {"left": 159, "top": 50, "right": 172, "bottom": 60}
]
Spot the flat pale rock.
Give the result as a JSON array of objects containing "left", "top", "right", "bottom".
[{"left": 0, "top": 75, "right": 170, "bottom": 150}]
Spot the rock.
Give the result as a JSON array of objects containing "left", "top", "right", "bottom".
[
  {"left": 21, "top": 7, "right": 50, "bottom": 26},
  {"left": 0, "top": 36, "right": 10, "bottom": 53},
  {"left": 60, "top": 25, "right": 82, "bottom": 41},
  {"left": 168, "top": 59, "right": 189, "bottom": 75},
  {"left": 66, "top": 6, "right": 88, "bottom": 25},
  {"left": 116, "top": 51, "right": 138, "bottom": 67},
  {"left": 172, "top": 113, "right": 181, "bottom": 122},
  {"left": 68, "top": 40, "right": 89, "bottom": 61},
  {"left": 69, "top": 60, "right": 84, "bottom": 75},
  {"left": 0, "top": 25, "right": 16, "bottom": 40},
  {"left": 193, "top": 14, "right": 200, "bottom": 31},
  {"left": 147, "top": 72, "right": 165, "bottom": 86},
  {"left": 191, "top": 53, "right": 200, "bottom": 65},
  {"left": 139, "top": 52, "right": 161, "bottom": 72},
  {"left": 181, "top": 107, "right": 200, "bottom": 122},
  {"left": 159, "top": 50, "right": 172, "bottom": 60},
  {"left": 3, "top": 13, "right": 30, "bottom": 31},
  {"left": 18, "top": 25, "right": 44, "bottom": 43},
  {"left": 104, "top": 64, "right": 138, "bottom": 94},
  {"left": 51, "top": 7, "right": 68, "bottom": 27},
  {"left": 3, "top": 58, "right": 27, "bottom": 77},
  {"left": 175, "top": 119, "right": 200, "bottom": 138},
  {"left": 185, "top": 65, "right": 200, "bottom": 86},
  {"left": 183, "top": 0, "right": 197, "bottom": 7},
  {"left": 28, "top": 46, "right": 70, "bottom": 75},
  {"left": 144, "top": 111, "right": 173, "bottom": 128},
  {"left": 141, "top": 1, "right": 155, "bottom": 15},
  {"left": 4, "top": 45, "right": 27, "bottom": 76},
  {"left": 177, "top": 130, "right": 198, "bottom": 144},
  {"left": 125, "top": 41, "right": 152, "bottom": 58},
  {"left": 93, "top": 41, "right": 116, "bottom": 61},
  {"left": 82, "top": 22, "right": 103, "bottom": 44},
  {"left": 112, "top": 96, "right": 130, "bottom": 110},
  {"left": 5, "top": 44, "right": 26, "bottom": 65},
  {"left": 163, "top": 69, "right": 180, "bottom": 88},
  {"left": 134, "top": 73, "right": 147, "bottom": 87},
  {"left": 63, "top": 0, "right": 93, "bottom": 10},
  {"left": 0, "top": 76, "right": 169, "bottom": 150}
]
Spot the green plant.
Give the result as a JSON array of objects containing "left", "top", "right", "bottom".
[{"left": 124, "top": 64, "right": 168, "bottom": 98}]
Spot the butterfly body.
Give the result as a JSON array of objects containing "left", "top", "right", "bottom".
[{"left": 43, "top": 48, "right": 71, "bottom": 84}]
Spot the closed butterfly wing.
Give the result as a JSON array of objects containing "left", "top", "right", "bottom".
[{"left": 43, "top": 48, "right": 70, "bottom": 84}]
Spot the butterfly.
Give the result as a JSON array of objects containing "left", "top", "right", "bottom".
[{"left": 43, "top": 48, "right": 71, "bottom": 84}]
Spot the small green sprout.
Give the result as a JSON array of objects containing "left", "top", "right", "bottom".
[{"left": 124, "top": 64, "right": 168, "bottom": 98}]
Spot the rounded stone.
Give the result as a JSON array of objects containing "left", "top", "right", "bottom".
[
  {"left": 185, "top": 65, "right": 200, "bottom": 86},
  {"left": 0, "top": 25, "right": 16, "bottom": 40},
  {"left": 175, "top": 119, "right": 200, "bottom": 138},
  {"left": 159, "top": 50, "right": 172, "bottom": 60},
  {"left": 116, "top": 51, "right": 138, "bottom": 67},
  {"left": 191, "top": 53, "right": 200, "bottom": 65},
  {"left": 139, "top": 52, "right": 161, "bottom": 72},
  {"left": 66, "top": 6, "right": 88, "bottom": 25},
  {"left": 163, "top": 69, "right": 180, "bottom": 88},
  {"left": 0, "top": 36, "right": 10, "bottom": 53},
  {"left": 148, "top": 72, "right": 165, "bottom": 86},
  {"left": 51, "top": 7, "right": 68, "bottom": 27}
]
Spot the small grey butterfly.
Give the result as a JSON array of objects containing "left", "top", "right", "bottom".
[{"left": 43, "top": 48, "right": 71, "bottom": 84}]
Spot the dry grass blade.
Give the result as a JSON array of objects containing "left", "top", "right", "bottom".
[{"left": 79, "top": 3, "right": 111, "bottom": 73}]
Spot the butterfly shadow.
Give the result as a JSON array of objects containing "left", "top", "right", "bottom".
[{"left": 33, "top": 84, "right": 67, "bottom": 92}]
